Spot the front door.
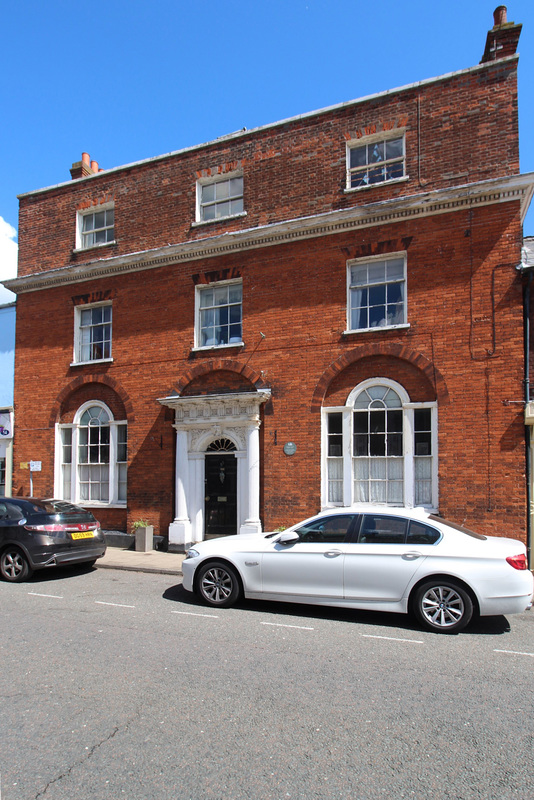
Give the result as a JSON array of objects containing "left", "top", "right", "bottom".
[{"left": 204, "top": 454, "right": 237, "bottom": 537}]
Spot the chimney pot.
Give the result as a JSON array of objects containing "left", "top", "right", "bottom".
[
  {"left": 90, "top": 160, "right": 99, "bottom": 173},
  {"left": 493, "top": 5, "right": 507, "bottom": 27},
  {"left": 82, "top": 152, "right": 90, "bottom": 165}
]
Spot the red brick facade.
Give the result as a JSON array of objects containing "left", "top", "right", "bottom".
[{"left": 8, "top": 12, "right": 534, "bottom": 547}]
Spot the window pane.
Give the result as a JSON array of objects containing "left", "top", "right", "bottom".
[
  {"left": 359, "top": 514, "right": 407, "bottom": 544},
  {"left": 94, "top": 211, "right": 105, "bottom": 229},
  {"left": 415, "top": 433, "right": 432, "bottom": 456},
  {"left": 386, "top": 258, "right": 404, "bottom": 281},
  {"left": 368, "top": 263, "right": 387, "bottom": 285},
  {"left": 350, "top": 146, "right": 367, "bottom": 168},
  {"left": 296, "top": 514, "right": 355, "bottom": 543},
  {"left": 369, "top": 410, "right": 385, "bottom": 433},
  {"left": 386, "top": 138, "right": 403, "bottom": 159},
  {"left": 369, "top": 284, "right": 386, "bottom": 306},
  {"left": 386, "top": 282, "right": 403, "bottom": 304},
  {"left": 369, "top": 435, "right": 385, "bottom": 456},
  {"left": 415, "top": 408, "right": 432, "bottom": 431},
  {"left": 387, "top": 434, "right": 402, "bottom": 456},
  {"left": 230, "top": 177, "right": 243, "bottom": 196},
  {"left": 202, "top": 184, "right": 215, "bottom": 203},
  {"left": 407, "top": 521, "right": 440, "bottom": 545},
  {"left": 215, "top": 180, "right": 230, "bottom": 199},
  {"left": 230, "top": 198, "right": 244, "bottom": 215},
  {"left": 369, "top": 142, "right": 385, "bottom": 163},
  {"left": 383, "top": 389, "right": 402, "bottom": 408},
  {"left": 215, "top": 201, "right": 230, "bottom": 218}
]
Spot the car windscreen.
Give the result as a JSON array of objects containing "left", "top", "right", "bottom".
[{"left": 428, "top": 514, "right": 486, "bottom": 540}]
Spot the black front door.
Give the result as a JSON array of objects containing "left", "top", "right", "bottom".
[{"left": 204, "top": 454, "right": 237, "bottom": 537}]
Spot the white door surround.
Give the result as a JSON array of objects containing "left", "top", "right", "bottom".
[{"left": 158, "top": 390, "right": 271, "bottom": 550}]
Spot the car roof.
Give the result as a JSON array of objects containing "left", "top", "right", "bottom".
[{"left": 317, "top": 505, "right": 431, "bottom": 519}]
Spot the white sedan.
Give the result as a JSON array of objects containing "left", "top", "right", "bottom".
[{"left": 182, "top": 506, "right": 533, "bottom": 633}]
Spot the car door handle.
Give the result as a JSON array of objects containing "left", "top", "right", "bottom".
[
  {"left": 402, "top": 551, "right": 422, "bottom": 560},
  {"left": 325, "top": 550, "right": 343, "bottom": 558}
]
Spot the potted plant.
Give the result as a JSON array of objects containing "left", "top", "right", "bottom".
[{"left": 131, "top": 519, "right": 154, "bottom": 552}]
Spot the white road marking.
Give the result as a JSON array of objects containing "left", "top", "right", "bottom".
[
  {"left": 28, "top": 592, "right": 63, "bottom": 599},
  {"left": 95, "top": 601, "right": 135, "bottom": 609},
  {"left": 261, "top": 622, "right": 314, "bottom": 630},
  {"left": 494, "top": 649, "right": 534, "bottom": 658},
  {"left": 171, "top": 610, "right": 219, "bottom": 618},
  {"left": 360, "top": 634, "right": 424, "bottom": 644}
]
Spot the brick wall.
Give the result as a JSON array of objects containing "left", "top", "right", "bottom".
[
  {"left": 12, "top": 198, "right": 526, "bottom": 540},
  {"left": 17, "top": 58, "right": 518, "bottom": 278}
]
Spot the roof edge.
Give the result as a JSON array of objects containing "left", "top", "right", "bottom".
[{"left": 17, "top": 55, "right": 520, "bottom": 202}]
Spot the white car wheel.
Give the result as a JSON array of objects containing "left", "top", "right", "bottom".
[{"left": 414, "top": 580, "right": 473, "bottom": 634}]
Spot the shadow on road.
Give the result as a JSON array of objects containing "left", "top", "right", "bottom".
[
  {"left": 10, "top": 562, "right": 99, "bottom": 585},
  {"left": 162, "top": 582, "right": 512, "bottom": 636}
]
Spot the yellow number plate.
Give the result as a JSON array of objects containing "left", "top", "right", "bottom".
[{"left": 70, "top": 531, "right": 95, "bottom": 540}]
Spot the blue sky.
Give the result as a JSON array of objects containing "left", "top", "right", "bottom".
[{"left": 1, "top": 1, "right": 534, "bottom": 404}]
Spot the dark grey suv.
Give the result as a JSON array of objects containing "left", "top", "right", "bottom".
[{"left": 0, "top": 497, "right": 106, "bottom": 582}]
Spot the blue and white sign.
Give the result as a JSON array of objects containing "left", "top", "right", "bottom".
[{"left": 0, "top": 412, "right": 12, "bottom": 439}]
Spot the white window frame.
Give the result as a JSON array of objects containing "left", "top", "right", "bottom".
[
  {"left": 195, "top": 173, "right": 245, "bottom": 224},
  {"left": 321, "top": 378, "right": 438, "bottom": 511},
  {"left": 194, "top": 278, "right": 243, "bottom": 350},
  {"left": 346, "top": 251, "right": 408, "bottom": 334},
  {"left": 72, "top": 301, "right": 113, "bottom": 366},
  {"left": 345, "top": 130, "right": 406, "bottom": 192},
  {"left": 55, "top": 400, "right": 127, "bottom": 508},
  {"left": 75, "top": 202, "right": 115, "bottom": 250}
]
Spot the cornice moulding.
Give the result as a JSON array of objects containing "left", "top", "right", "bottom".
[
  {"left": 7, "top": 174, "right": 534, "bottom": 294},
  {"left": 158, "top": 391, "right": 272, "bottom": 419}
]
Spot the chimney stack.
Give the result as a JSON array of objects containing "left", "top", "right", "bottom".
[
  {"left": 69, "top": 152, "right": 103, "bottom": 180},
  {"left": 481, "top": 6, "right": 522, "bottom": 63},
  {"left": 493, "top": 5, "right": 507, "bottom": 26}
]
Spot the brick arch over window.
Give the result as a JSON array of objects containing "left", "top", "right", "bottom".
[
  {"left": 311, "top": 344, "right": 450, "bottom": 412},
  {"left": 49, "top": 375, "right": 134, "bottom": 427},
  {"left": 172, "top": 359, "right": 269, "bottom": 397}
]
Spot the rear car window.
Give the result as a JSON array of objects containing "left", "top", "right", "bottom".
[
  {"left": 407, "top": 520, "right": 441, "bottom": 545},
  {"left": 428, "top": 515, "right": 486, "bottom": 540},
  {"left": 0, "top": 502, "right": 25, "bottom": 521},
  {"left": 27, "top": 500, "right": 89, "bottom": 516}
]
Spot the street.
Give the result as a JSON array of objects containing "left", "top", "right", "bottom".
[{"left": 1, "top": 565, "right": 533, "bottom": 800}]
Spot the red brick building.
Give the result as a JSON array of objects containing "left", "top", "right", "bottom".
[{"left": 6, "top": 8, "right": 534, "bottom": 552}]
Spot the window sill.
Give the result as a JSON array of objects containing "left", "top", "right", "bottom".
[
  {"left": 70, "top": 358, "right": 114, "bottom": 367},
  {"left": 344, "top": 176, "right": 409, "bottom": 194},
  {"left": 73, "top": 240, "right": 117, "bottom": 254},
  {"left": 192, "top": 341, "right": 244, "bottom": 353},
  {"left": 342, "top": 324, "right": 410, "bottom": 336},
  {"left": 191, "top": 212, "right": 247, "bottom": 228}
]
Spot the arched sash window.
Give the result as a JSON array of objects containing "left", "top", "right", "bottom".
[
  {"left": 323, "top": 379, "right": 437, "bottom": 509},
  {"left": 56, "top": 401, "right": 127, "bottom": 506}
]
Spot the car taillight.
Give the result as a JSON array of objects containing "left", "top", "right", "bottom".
[
  {"left": 24, "top": 523, "right": 96, "bottom": 533},
  {"left": 506, "top": 554, "right": 528, "bottom": 570}
]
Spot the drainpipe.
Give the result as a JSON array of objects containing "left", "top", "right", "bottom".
[{"left": 522, "top": 267, "right": 532, "bottom": 568}]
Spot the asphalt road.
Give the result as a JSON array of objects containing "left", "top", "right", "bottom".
[{"left": 1, "top": 565, "right": 533, "bottom": 800}]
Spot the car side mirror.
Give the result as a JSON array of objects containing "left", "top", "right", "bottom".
[{"left": 277, "top": 531, "right": 300, "bottom": 545}]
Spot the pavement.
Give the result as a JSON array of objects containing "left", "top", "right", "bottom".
[{"left": 97, "top": 547, "right": 185, "bottom": 575}]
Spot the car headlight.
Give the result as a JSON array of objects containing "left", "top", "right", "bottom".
[{"left": 185, "top": 548, "right": 200, "bottom": 560}]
